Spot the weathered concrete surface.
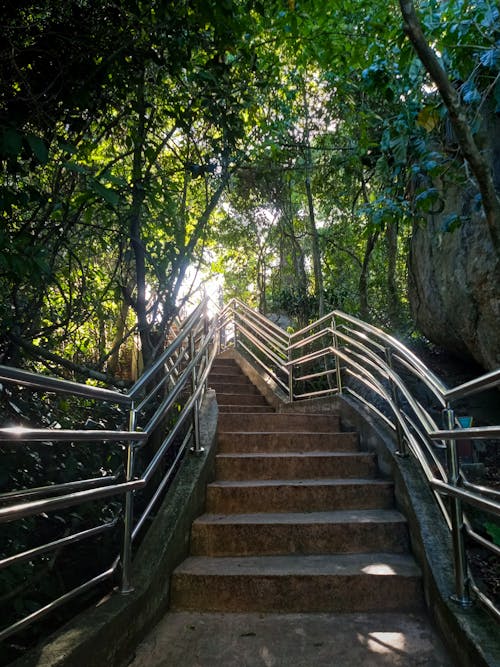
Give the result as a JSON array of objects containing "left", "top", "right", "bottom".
[
  {"left": 128, "top": 611, "right": 452, "bottom": 667},
  {"left": 170, "top": 553, "right": 423, "bottom": 613},
  {"left": 12, "top": 391, "right": 219, "bottom": 667},
  {"left": 190, "top": 509, "right": 409, "bottom": 556}
]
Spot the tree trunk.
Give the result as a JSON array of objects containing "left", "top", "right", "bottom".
[
  {"left": 386, "top": 222, "right": 400, "bottom": 326},
  {"left": 399, "top": 0, "right": 500, "bottom": 255},
  {"left": 305, "top": 172, "right": 325, "bottom": 317},
  {"left": 107, "top": 299, "right": 130, "bottom": 376},
  {"left": 359, "top": 230, "right": 380, "bottom": 320},
  {"left": 129, "top": 73, "right": 153, "bottom": 368}
]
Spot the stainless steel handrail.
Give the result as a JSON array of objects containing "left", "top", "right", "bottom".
[
  {"left": 0, "top": 364, "right": 131, "bottom": 404},
  {"left": 0, "top": 295, "right": 217, "bottom": 643},
  {"left": 220, "top": 303, "right": 500, "bottom": 621}
]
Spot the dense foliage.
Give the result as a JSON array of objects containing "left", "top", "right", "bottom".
[{"left": 1, "top": 0, "right": 499, "bottom": 372}]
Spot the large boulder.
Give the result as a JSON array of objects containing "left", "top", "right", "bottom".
[
  {"left": 409, "top": 104, "right": 500, "bottom": 371},
  {"left": 409, "top": 188, "right": 500, "bottom": 371}
]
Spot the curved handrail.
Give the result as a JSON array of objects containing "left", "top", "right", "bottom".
[
  {"left": 224, "top": 302, "right": 500, "bottom": 621},
  {"left": 0, "top": 295, "right": 216, "bottom": 643}
]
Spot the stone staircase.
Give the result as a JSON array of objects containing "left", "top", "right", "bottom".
[{"left": 170, "top": 357, "right": 423, "bottom": 614}]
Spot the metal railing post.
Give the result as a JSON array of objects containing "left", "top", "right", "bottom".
[
  {"left": 332, "top": 316, "right": 343, "bottom": 394},
  {"left": 233, "top": 302, "right": 238, "bottom": 352},
  {"left": 384, "top": 346, "right": 407, "bottom": 457},
  {"left": 190, "top": 331, "right": 202, "bottom": 454},
  {"left": 288, "top": 346, "right": 294, "bottom": 403},
  {"left": 443, "top": 405, "right": 472, "bottom": 608},
  {"left": 120, "top": 402, "right": 136, "bottom": 594},
  {"left": 203, "top": 295, "right": 209, "bottom": 392}
]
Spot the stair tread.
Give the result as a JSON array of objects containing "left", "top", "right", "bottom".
[
  {"left": 216, "top": 452, "right": 372, "bottom": 459},
  {"left": 194, "top": 509, "right": 406, "bottom": 525},
  {"left": 174, "top": 552, "right": 420, "bottom": 577},
  {"left": 209, "top": 478, "right": 390, "bottom": 488},
  {"left": 217, "top": 434, "right": 346, "bottom": 437}
]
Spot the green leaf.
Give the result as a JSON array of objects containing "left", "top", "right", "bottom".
[
  {"left": 417, "top": 106, "right": 440, "bottom": 132},
  {"left": 90, "top": 180, "right": 120, "bottom": 206},
  {"left": 26, "top": 134, "right": 49, "bottom": 164},
  {"left": 484, "top": 522, "right": 500, "bottom": 546},
  {"left": 1, "top": 128, "right": 22, "bottom": 157},
  {"left": 441, "top": 213, "right": 462, "bottom": 233},
  {"left": 65, "top": 160, "right": 88, "bottom": 174},
  {"left": 479, "top": 48, "right": 499, "bottom": 69}
]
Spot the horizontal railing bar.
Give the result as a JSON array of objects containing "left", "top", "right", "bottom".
[
  {"left": 140, "top": 321, "right": 217, "bottom": 440},
  {"left": 295, "top": 387, "right": 338, "bottom": 400},
  {"left": 0, "top": 565, "right": 116, "bottom": 643},
  {"left": 332, "top": 310, "right": 448, "bottom": 396},
  {"left": 129, "top": 301, "right": 204, "bottom": 399},
  {"left": 465, "top": 526, "right": 500, "bottom": 558},
  {"left": 462, "top": 478, "right": 500, "bottom": 500},
  {"left": 288, "top": 327, "right": 333, "bottom": 352},
  {"left": 444, "top": 368, "right": 500, "bottom": 402},
  {"left": 0, "top": 364, "right": 131, "bottom": 404},
  {"left": 391, "top": 353, "right": 447, "bottom": 408},
  {"left": 294, "top": 368, "right": 337, "bottom": 383},
  {"left": 236, "top": 322, "right": 288, "bottom": 368},
  {"left": 0, "top": 519, "right": 118, "bottom": 570},
  {"left": 287, "top": 347, "right": 331, "bottom": 367},
  {"left": 289, "top": 311, "right": 336, "bottom": 340},
  {"left": 234, "top": 314, "right": 288, "bottom": 357},
  {"left": 0, "top": 428, "right": 147, "bottom": 443},
  {"left": 0, "top": 470, "right": 122, "bottom": 503},
  {"left": 133, "top": 429, "right": 191, "bottom": 541},
  {"left": 429, "top": 426, "right": 500, "bottom": 440},
  {"left": 0, "top": 478, "right": 145, "bottom": 524},
  {"left": 431, "top": 479, "right": 500, "bottom": 517},
  {"left": 237, "top": 341, "right": 288, "bottom": 393},
  {"left": 344, "top": 386, "right": 396, "bottom": 431},
  {"left": 470, "top": 582, "right": 500, "bottom": 623},
  {"left": 234, "top": 310, "right": 289, "bottom": 350},
  {"left": 340, "top": 324, "right": 386, "bottom": 355},
  {"left": 231, "top": 298, "right": 289, "bottom": 343}
]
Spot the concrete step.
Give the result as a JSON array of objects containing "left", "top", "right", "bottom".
[
  {"left": 211, "top": 382, "right": 261, "bottom": 395},
  {"left": 170, "top": 553, "right": 423, "bottom": 613},
  {"left": 206, "top": 478, "right": 394, "bottom": 513},
  {"left": 218, "top": 412, "right": 341, "bottom": 433},
  {"left": 210, "top": 361, "right": 242, "bottom": 374},
  {"left": 215, "top": 452, "right": 376, "bottom": 480},
  {"left": 191, "top": 509, "right": 409, "bottom": 556},
  {"left": 216, "top": 393, "right": 269, "bottom": 406},
  {"left": 217, "top": 431, "right": 359, "bottom": 453},
  {"left": 208, "top": 372, "right": 250, "bottom": 384},
  {"left": 218, "top": 405, "right": 275, "bottom": 413}
]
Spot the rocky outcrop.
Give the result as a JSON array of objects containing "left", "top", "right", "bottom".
[
  {"left": 409, "top": 187, "right": 500, "bottom": 371},
  {"left": 409, "top": 105, "right": 500, "bottom": 371}
]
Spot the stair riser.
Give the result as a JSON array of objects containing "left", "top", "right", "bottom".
[
  {"left": 206, "top": 484, "right": 394, "bottom": 513},
  {"left": 170, "top": 573, "right": 423, "bottom": 613},
  {"left": 190, "top": 522, "right": 409, "bottom": 556},
  {"left": 215, "top": 455, "right": 376, "bottom": 480},
  {"left": 211, "top": 383, "right": 261, "bottom": 395},
  {"left": 217, "top": 432, "right": 359, "bottom": 453},
  {"left": 218, "top": 413, "right": 341, "bottom": 433},
  {"left": 218, "top": 405, "right": 275, "bottom": 413},
  {"left": 216, "top": 393, "right": 269, "bottom": 406},
  {"left": 209, "top": 373, "right": 249, "bottom": 384}
]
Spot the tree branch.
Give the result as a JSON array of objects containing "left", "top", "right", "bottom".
[{"left": 399, "top": 0, "right": 500, "bottom": 254}]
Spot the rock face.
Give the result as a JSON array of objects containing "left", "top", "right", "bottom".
[
  {"left": 409, "top": 106, "right": 500, "bottom": 372},
  {"left": 409, "top": 187, "right": 500, "bottom": 371}
]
